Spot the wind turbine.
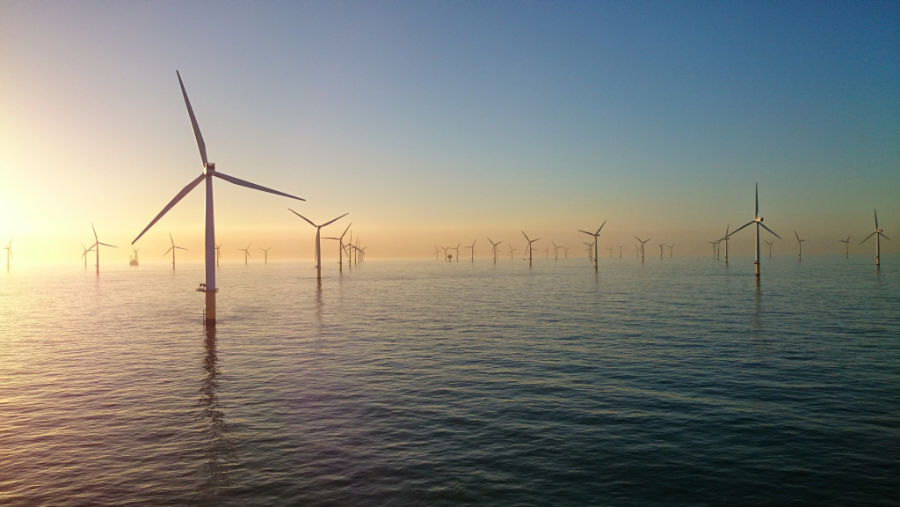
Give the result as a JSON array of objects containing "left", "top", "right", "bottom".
[
  {"left": 657, "top": 243, "right": 665, "bottom": 260},
  {"left": 450, "top": 243, "right": 460, "bottom": 263},
  {"left": 129, "top": 247, "right": 140, "bottom": 266},
  {"left": 487, "top": 238, "right": 503, "bottom": 264},
  {"left": 579, "top": 221, "right": 606, "bottom": 271},
  {"left": 509, "top": 245, "right": 517, "bottom": 260},
  {"left": 323, "top": 222, "right": 352, "bottom": 272},
  {"left": 466, "top": 240, "right": 476, "bottom": 262},
  {"left": 634, "top": 236, "right": 650, "bottom": 263},
  {"left": 838, "top": 235, "right": 851, "bottom": 259},
  {"left": 260, "top": 247, "right": 270, "bottom": 264},
  {"left": 764, "top": 239, "right": 774, "bottom": 258},
  {"left": 521, "top": 231, "right": 539, "bottom": 266},
  {"left": 708, "top": 240, "right": 719, "bottom": 260},
  {"left": 132, "top": 71, "right": 304, "bottom": 323},
  {"left": 584, "top": 242, "right": 594, "bottom": 261},
  {"left": 861, "top": 209, "right": 890, "bottom": 266},
  {"left": 434, "top": 245, "right": 440, "bottom": 262},
  {"left": 794, "top": 231, "right": 806, "bottom": 262},
  {"left": 4, "top": 240, "right": 11, "bottom": 272},
  {"left": 164, "top": 233, "right": 188, "bottom": 270},
  {"left": 667, "top": 244, "right": 674, "bottom": 258},
  {"left": 238, "top": 244, "right": 251, "bottom": 265},
  {"left": 729, "top": 183, "right": 781, "bottom": 277},
  {"left": 290, "top": 210, "right": 349, "bottom": 278},
  {"left": 91, "top": 224, "right": 117, "bottom": 275},
  {"left": 81, "top": 243, "right": 95, "bottom": 269},
  {"left": 552, "top": 241, "right": 562, "bottom": 261},
  {"left": 720, "top": 225, "right": 731, "bottom": 264},
  {"left": 215, "top": 242, "right": 222, "bottom": 267}
]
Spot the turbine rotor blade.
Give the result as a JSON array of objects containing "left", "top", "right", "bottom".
[
  {"left": 321, "top": 213, "right": 349, "bottom": 227},
  {"left": 132, "top": 173, "right": 205, "bottom": 244},
  {"left": 98, "top": 242, "right": 117, "bottom": 248},
  {"left": 289, "top": 208, "right": 317, "bottom": 227},
  {"left": 874, "top": 209, "right": 879, "bottom": 228},
  {"left": 860, "top": 231, "right": 876, "bottom": 244},
  {"left": 880, "top": 232, "right": 890, "bottom": 240},
  {"left": 164, "top": 247, "right": 173, "bottom": 255},
  {"left": 730, "top": 220, "right": 754, "bottom": 236},
  {"left": 755, "top": 183, "right": 759, "bottom": 217},
  {"left": 215, "top": 171, "right": 304, "bottom": 201},
  {"left": 596, "top": 220, "right": 607, "bottom": 234},
  {"left": 579, "top": 229, "right": 593, "bottom": 237},
  {"left": 759, "top": 223, "right": 781, "bottom": 239},
  {"left": 339, "top": 222, "right": 352, "bottom": 239},
  {"left": 176, "top": 70, "right": 208, "bottom": 168}
]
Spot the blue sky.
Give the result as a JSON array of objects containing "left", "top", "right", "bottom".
[{"left": 1, "top": 1, "right": 897, "bottom": 262}]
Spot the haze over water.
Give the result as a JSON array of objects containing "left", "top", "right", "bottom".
[{"left": 2, "top": 256, "right": 898, "bottom": 504}]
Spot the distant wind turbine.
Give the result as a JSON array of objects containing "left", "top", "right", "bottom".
[
  {"left": 729, "top": 183, "right": 781, "bottom": 277},
  {"left": 323, "top": 222, "right": 352, "bottom": 272},
  {"left": 552, "top": 241, "right": 562, "bottom": 261},
  {"left": 509, "top": 245, "right": 517, "bottom": 260},
  {"left": 658, "top": 243, "right": 665, "bottom": 260},
  {"left": 215, "top": 242, "right": 222, "bottom": 267},
  {"left": 164, "top": 233, "right": 188, "bottom": 270},
  {"left": 81, "top": 243, "right": 95, "bottom": 269},
  {"left": 450, "top": 243, "right": 460, "bottom": 263},
  {"left": 129, "top": 247, "right": 140, "bottom": 266},
  {"left": 838, "top": 235, "right": 851, "bottom": 259},
  {"left": 4, "top": 240, "right": 11, "bottom": 272},
  {"left": 522, "top": 231, "right": 539, "bottom": 266},
  {"left": 260, "top": 247, "right": 270, "bottom": 264},
  {"left": 860, "top": 209, "right": 890, "bottom": 266},
  {"left": 667, "top": 244, "right": 674, "bottom": 258},
  {"left": 132, "top": 70, "right": 304, "bottom": 323},
  {"left": 579, "top": 221, "right": 606, "bottom": 271},
  {"left": 764, "top": 239, "right": 774, "bottom": 258},
  {"left": 238, "top": 244, "right": 251, "bottom": 265},
  {"left": 794, "top": 231, "right": 806, "bottom": 262},
  {"left": 720, "top": 225, "right": 732, "bottom": 264},
  {"left": 466, "top": 240, "right": 476, "bottom": 262},
  {"left": 634, "top": 236, "right": 650, "bottom": 263},
  {"left": 488, "top": 238, "right": 503, "bottom": 264},
  {"left": 91, "top": 223, "right": 117, "bottom": 275},
  {"left": 289, "top": 209, "right": 349, "bottom": 280}
]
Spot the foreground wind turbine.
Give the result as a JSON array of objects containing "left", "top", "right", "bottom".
[
  {"left": 91, "top": 224, "right": 117, "bottom": 275},
  {"left": 4, "top": 240, "right": 11, "bottom": 272},
  {"left": 238, "top": 244, "right": 251, "bottom": 265},
  {"left": 729, "top": 183, "right": 781, "bottom": 277},
  {"left": 579, "top": 221, "right": 606, "bottom": 271},
  {"left": 81, "top": 243, "right": 95, "bottom": 269},
  {"left": 838, "top": 235, "right": 851, "bottom": 259},
  {"left": 132, "top": 71, "right": 304, "bottom": 323},
  {"left": 289, "top": 210, "right": 349, "bottom": 279},
  {"left": 634, "top": 236, "right": 650, "bottom": 263},
  {"left": 521, "top": 231, "right": 539, "bottom": 266},
  {"left": 860, "top": 209, "right": 889, "bottom": 266},
  {"left": 164, "top": 233, "right": 188, "bottom": 270},
  {"left": 487, "top": 238, "right": 503, "bottom": 264},
  {"left": 323, "top": 222, "right": 352, "bottom": 272},
  {"left": 794, "top": 231, "right": 806, "bottom": 262}
]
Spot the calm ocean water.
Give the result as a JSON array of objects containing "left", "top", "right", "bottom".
[{"left": 1, "top": 255, "right": 898, "bottom": 505}]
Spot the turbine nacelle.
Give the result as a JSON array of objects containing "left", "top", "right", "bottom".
[
  {"left": 755, "top": 216, "right": 763, "bottom": 223},
  {"left": 205, "top": 162, "right": 215, "bottom": 173}
]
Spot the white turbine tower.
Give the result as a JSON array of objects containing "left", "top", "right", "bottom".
[
  {"left": 729, "top": 183, "right": 781, "bottom": 277},
  {"left": 860, "top": 209, "right": 889, "bottom": 266},
  {"left": 579, "top": 221, "right": 606, "bottom": 270},
  {"left": 91, "top": 224, "right": 117, "bottom": 275},
  {"left": 290, "top": 210, "right": 349, "bottom": 279},
  {"left": 323, "top": 222, "right": 352, "bottom": 272},
  {"left": 133, "top": 71, "right": 304, "bottom": 323},
  {"left": 487, "top": 238, "right": 503, "bottom": 264},
  {"left": 521, "top": 231, "right": 539, "bottom": 266},
  {"left": 164, "top": 233, "right": 188, "bottom": 270}
]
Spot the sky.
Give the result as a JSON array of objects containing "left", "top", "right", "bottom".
[{"left": 1, "top": 0, "right": 897, "bottom": 265}]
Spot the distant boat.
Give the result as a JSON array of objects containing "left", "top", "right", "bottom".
[{"left": 129, "top": 248, "right": 139, "bottom": 266}]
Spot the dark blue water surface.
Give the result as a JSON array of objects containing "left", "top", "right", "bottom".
[{"left": 1, "top": 255, "right": 898, "bottom": 505}]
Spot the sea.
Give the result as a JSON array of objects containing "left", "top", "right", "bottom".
[{"left": 1, "top": 254, "right": 898, "bottom": 505}]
